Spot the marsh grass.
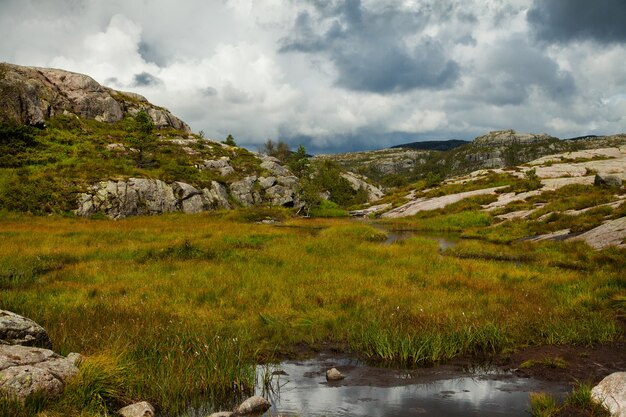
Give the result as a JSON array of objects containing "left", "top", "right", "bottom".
[
  {"left": 530, "top": 383, "right": 610, "bottom": 417},
  {"left": 0, "top": 214, "right": 623, "bottom": 416}
]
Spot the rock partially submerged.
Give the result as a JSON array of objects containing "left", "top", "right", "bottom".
[
  {"left": 0, "top": 310, "right": 52, "bottom": 349},
  {"left": 234, "top": 395, "right": 271, "bottom": 415},
  {"left": 326, "top": 367, "right": 345, "bottom": 381},
  {"left": 591, "top": 372, "right": 626, "bottom": 417}
]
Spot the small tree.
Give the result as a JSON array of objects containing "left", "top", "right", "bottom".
[
  {"left": 288, "top": 144, "right": 309, "bottom": 177},
  {"left": 127, "top": 110, "right": 155, "bottom": 167},
  {"left": 223, "top": 134, "right": 236, "bottom": 146}
]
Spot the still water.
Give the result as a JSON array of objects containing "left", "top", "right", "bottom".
[{"left": 254, "top": 355, "right": 567, "bottom": 417}]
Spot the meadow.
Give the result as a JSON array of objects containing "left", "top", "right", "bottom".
[{"left": 0, "top": 210, "right": 624, "bottom": 416}]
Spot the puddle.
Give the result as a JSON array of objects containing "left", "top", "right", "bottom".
[{"left": 251, "top": 355, "right": 568, "bottom": 417}]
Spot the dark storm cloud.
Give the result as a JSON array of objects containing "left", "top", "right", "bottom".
[
  {"left": 280, "top": 0, "right": 460, "bottom": 93},
  {"left": 132, "top": 72, "right": 163, "bottom": 87},
  {"left": 528, "top": 0, "right": 626, "bottom": 44}
]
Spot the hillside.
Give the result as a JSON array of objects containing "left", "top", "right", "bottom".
[{"left": 317, "top": 129, "right": 626, "bottom": 186}]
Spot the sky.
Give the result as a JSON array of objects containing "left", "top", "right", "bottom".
[{"left": 1, "top": 0, "right": 625, "bottom": 153}]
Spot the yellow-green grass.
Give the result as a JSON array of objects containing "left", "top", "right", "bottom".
[{"left": 0, "top": 212, "right": 623, "bottom": 415}]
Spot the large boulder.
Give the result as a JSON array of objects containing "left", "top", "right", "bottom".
[
  {"left": 0, "top": 344, "right": 79, "bottom": 401},
  {"left": 595, "top": 174, "right": 623, "bottom": 188},
  {"left": 591, "top": 372, "right": 626, "bottom": 417},
  {"left": 0, "top": 310, "right": 52, "bottom": 349}
]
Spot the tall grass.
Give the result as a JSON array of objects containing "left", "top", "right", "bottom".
[{"left": 0, "top": 213, "right": 623, "bottom": 415}]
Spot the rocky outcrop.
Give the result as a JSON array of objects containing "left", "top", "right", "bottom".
[
  {"left": 472, "top": 130, "right": 557, "bottom": 147},
  {"left": 0, "top": 62, "right": 190, "bottom": 131},
  {"left": 200, "top": 157, "right": 235, "bottom": 177},
  {"left": 341, "top": 172, "right": 384, "bottom": 202},
  {"left": 76, "top": 173, "right": 302, "bottom": 218},
  {"left": 0, "top": 342, "right": 80, "bottom": 401},
  {"left": 76, "top": 178, "right": 231, "bottom": 219},
  {"left": 0, "top": 310, "right": 52, "bottom": 349},
  {"left": 591, "top": 372, "right": 626, "bottom": 417}
]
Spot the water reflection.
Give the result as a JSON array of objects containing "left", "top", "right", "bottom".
[{"left": 255, "top": 357, "right": 567, "bottom": 417}]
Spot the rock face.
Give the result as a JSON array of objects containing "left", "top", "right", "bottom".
[
  {"left": 0, "top": 310, "right": 52, "bottom": 349},
  {"left": 118, "top": 401, "right": 156, "bottom": 417},
  {"left": 76, "top": 178, "right": 231, "bottom": 219},
  {"left": 472, "top": 130, "right": 557, "bottom": 146},
  {"left": 0, "top": 62, "right": 190, "bottom": 131},
  {"left": 591, "top": 372, "right": 626, "bottom": 417},
  {"left": 0, "top": 344, "right": 80, "bottom": 401}
]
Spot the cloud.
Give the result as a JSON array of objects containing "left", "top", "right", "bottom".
[
  {"left": 132, "top": 72, "right": 163, "bottom": 87},
  {"left": 280, "top": 0, "right": 460, "bottom": 93},
  {"left": 528, "top": 0, "right": 626, "bottom": 44},
  {"left": 0, "top": 0, "right": 625, "bottom": 153}
]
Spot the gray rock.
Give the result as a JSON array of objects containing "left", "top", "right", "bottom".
[
  {"left": 208, "top": 412, "right": 234, "bottom": 417},
  {"left": 202, "top": 157, "right": 235, "bottom": 176},
  {"left": 595, "top": 174, "right": 623, "bottom": 188},
  {"left": 118, "top": 401, "right": 156, "bottom": 417},
  {"left": 326, "top": 368, "right": 345, "bottom": 381},
  {"left": 203, "top": 182, "right": 231, "bottom": 210},
  {"left": 0, "top": 365, "right": 64, "bottom": 400},
  {"left": 570, "top": 216, "right": 626, "bottom": 250},
  {"left": 234, "top": 396, "right": 270, "bottom": 415},
  {"left": 341, "top": 172, "right": 384, "bottom": 202},
  {"left": 265, "top": 184, "right": 296, "bottom": 207},
  {"left": 260, "top": 160, "right": 291, "bottom": 177},
  {"left": 0, "top": 310, "right": 52, "bottom": 349},
  {"left": 258, "top": 176, "right": 277, "bottom": 190},
  {"left": 230, "top": 176, "right": 260, "bottom": 207},
  {"left": 0, "top": 345, "right": 79, "bottom": 401},
  {"left": 591, "top": 372, "right": 626, "bottom": 417}
]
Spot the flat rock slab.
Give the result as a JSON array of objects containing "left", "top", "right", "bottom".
[
  {"left": 0, "top": 310, "right": 52, "bottom": 348},
  {"left": 0, "top": 345, "right": 79, "bottom": 401},
  {"left": 569, "top": 216, "right": 626, "bottom": 249},
  {"left": 382, "top": 187, "right": 506, "bottom": 218}
]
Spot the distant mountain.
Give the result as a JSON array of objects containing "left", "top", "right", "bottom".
[{"left": 390, "top": 139, "right": 469, "bottom": 151}]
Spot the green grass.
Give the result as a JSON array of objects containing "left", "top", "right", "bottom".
[
  {"left": 0, "top": 214, "right": 623, "bottom": 416},
  {"left": 530, "top": 383, "right": 610, "bottom": 417}
]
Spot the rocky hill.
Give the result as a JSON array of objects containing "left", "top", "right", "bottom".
[
  {"left": 0, "top": 63, "right": 379, "bottom": 219},
  {"left": 317, "top": 130, "right": 626, "bottom": 185},
  {"left": 0, "top": 62, "right": 189, "bottom": 131}
]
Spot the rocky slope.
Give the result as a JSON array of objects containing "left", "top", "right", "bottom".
[
  {"left": 375, "top": 143, "right": 626, "bottom": 249},
  {"left": 0, "top": 62, "right": 189, "bottom": 131},
  {"left": 317, "top": 130, "right": 622, "bottom": 183}
]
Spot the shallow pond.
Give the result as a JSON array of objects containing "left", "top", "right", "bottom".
[{"left": 250, "top": 354, "right": 568, "bottom": 417}]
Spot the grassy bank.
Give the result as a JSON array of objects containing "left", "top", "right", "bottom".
[{"left": 0, "top": 212, "right": 624, "bottom": 415}]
